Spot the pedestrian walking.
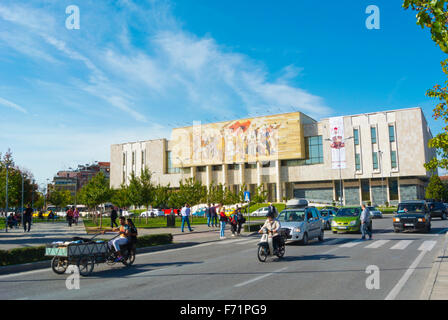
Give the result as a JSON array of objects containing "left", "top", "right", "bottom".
[
  {"left": 73, "top": 207, "right": 80, "bottom": 225},
  {"left": 66, "top": 207, "right": 74, "bottom": 227},
  {"left": 23, "top": 204, "right": 32, "bottom": 232},
  {"left": 205, "top": 204, "right": 212, "bottom": 227},
  {"left": 181, "top": 203, "right": 193, "bottom": 232},
  {"left": 236, "top": 207, "right": 246, "bottom": 236},
  {"left": 219, "top": 204, "right": 228, "bottom": 239},
  {"left": 111, "top": 206, "right": 118, "bottom": 228},
  {"left": 229, "top": 209, "right": 238, "bottom": 236},
  {"left": 210, "top": 204, "right": 218, "bottom": 227},
  {"left": 360, "top": 204, "right": 372, "bottom": 240}
]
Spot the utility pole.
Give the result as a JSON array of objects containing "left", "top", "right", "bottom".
[{"left": 21, "top": 173, "right": 24, "bottom": 225}]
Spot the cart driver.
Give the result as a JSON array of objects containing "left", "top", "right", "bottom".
[{"left": 103, "top": 216, "right": 130, "bottom": 262}]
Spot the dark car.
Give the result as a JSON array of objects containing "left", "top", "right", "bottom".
[
  {"left": 427, "top": 201, "right": 448, "bottom": 220},
  {"left": 393, "top": 200, "right": 431, "bottom": 233}
]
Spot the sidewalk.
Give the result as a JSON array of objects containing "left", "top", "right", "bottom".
[
  {"left": 0, "top": 219, "right": 254, "bottom": 251},
  {"left": 0, "top": 220, "right": 88, "bottom": 250},
  {"left": 424, "top": 232, "right": 448, "bottom": 299}
]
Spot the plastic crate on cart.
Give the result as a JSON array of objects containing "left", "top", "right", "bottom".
[{"left": 45, "top": 241, "right": 108, "bottom": 258}]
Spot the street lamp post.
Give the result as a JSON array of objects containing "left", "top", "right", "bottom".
[
  {"left": 21, "top": 173, "right": 24, "bottom": 225},
  {"left": 5, "top": 163, "right": 9, "bottom": 232}
]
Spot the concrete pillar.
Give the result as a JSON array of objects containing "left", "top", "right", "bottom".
[
  {"left": 275, "top": 160, "right": 281, "bottom": 202},
  {"left": 222, "top": 164, "right": 227, "bottom": 190},
  {"left": 206, "top": 165, "right": 212, "bottom": 189},
  {"left": 239, "top": 163, "right": 245, "bottom": 189},
  {"left": 257, "top": 161, "right": 262, "bottom": 187}
]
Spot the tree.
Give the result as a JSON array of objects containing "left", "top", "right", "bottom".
[
  {"left": 48, "top": 188, "right": 73, "bottom": 209},
  {"left": 110, "top": 184, "right": 131, "bottom": 209},
  {"left": 426, "top": 175, "right": 448, "bottom": 200},
  {"left": 153, "top": 183, "right": 171, "bottom": 208},
  {"left": 80, "top": 172, "right": 111, "bottom": 228},
  {"left": 403, "top": 1, "right": 448, "bottom": 172}
]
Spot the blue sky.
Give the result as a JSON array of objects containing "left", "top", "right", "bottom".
[{"left": 0, "top": 0, "right": 446, "bottom": 186}]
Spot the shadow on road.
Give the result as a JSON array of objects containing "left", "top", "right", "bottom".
[{"left": 278, "top": 254, "right": 349, "bottom": 262}]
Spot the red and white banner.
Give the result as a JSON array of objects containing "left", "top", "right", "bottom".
[{"left": 329, "top": 117, "right": 346, "bottom": 169}]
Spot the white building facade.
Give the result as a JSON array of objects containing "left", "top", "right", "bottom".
[{"left": 110, "top": 107, "right": 435, "bottom": 206}]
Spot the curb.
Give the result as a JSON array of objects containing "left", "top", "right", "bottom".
[{"left": 421, "top": 231, "right": 448, "bottom": 300}]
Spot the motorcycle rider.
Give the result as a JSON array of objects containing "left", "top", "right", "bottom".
[
  {"left": 258, "top": 211, "right": 281, "bottom": 254},
  {"left": 102, "top": 216, "right": 130, "bottom": 262}
]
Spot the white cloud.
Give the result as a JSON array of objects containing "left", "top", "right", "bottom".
[{"left": 0, "top": 96, "right": 27, "bottom": 113}]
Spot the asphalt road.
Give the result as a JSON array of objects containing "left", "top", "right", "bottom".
[{"left": 1, "top": 215, "right": 447, "bottom": 300}]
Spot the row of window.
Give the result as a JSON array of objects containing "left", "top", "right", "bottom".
[
  {"left": 353, "top": 124, "right": 395, "bottom": 146},
  {"left": 355, "top": 150, "right": 397, "bottom": 171}
]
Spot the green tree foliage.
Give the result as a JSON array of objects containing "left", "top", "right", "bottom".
[
  {"left": 0, "top": 150, "right": 37, "bottom": 209},
  {"left": 48, "top": 188, "right": 73, "bottom": 209},
  {"left": 426, "top": 175, "right": 448, "bottom": 200},
  {"left": 110, "top": 183, "right": 131, "bottom": 209},
  {"left": 403, "top": 1, "right": 448, "bottom": 171},
  {"left": 79, "top": 172, "right": 111, "bottom": 228}
]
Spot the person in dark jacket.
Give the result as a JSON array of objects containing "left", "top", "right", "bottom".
[
  {"left": 111, "top": 207, "right": 118, "bottom": 228},
  {"left": 23, "top": 205, "right": 33, "bottom": 232},
  {"left": 236, "top": 207, "right": 246, "bottom": 236},
  {"left": 206, "top": 204, "right": 212, "bottom": 227},
  {"left": 210, "top": 204, "right": 218, "bottom": 228}
]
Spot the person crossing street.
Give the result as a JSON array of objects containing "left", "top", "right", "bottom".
[{"left": 360, "top": 204, "right": 372, "bottom": 240}]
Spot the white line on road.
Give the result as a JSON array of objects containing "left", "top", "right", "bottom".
[
  {"left": 234, "top": 267, "right": 288, "bottom": 288},
  {"left": 339, "top": 240, "right": 363, "bottom": 248},
  {"left": 418, "top": 240, "right": 437, "bottom": 252},
  {"left": 385, "top": 250, "right": 427, "bottom": 300},
  {"left": 390, "top": 240, "right": 414, "bottom": 250},
  {"left": 365, "top": 240, "right": 390, "bottom": 249},
  {"left": 323, "top": 238, "right": 346, "bottom": 246}
]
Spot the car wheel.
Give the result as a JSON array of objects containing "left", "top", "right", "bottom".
[
  {"left": 318, "top": 230, "right": 324, "bottom": 242},
  {"left": 300, "top": 233, "right": 308, "bottom": 245},
  {"left": 394, "top": 229, "right": 400, "bottom": 233},
  {"left": 332, "top": 231, "right": 337, "bottom": 234}
]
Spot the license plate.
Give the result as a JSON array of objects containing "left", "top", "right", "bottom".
[
  {"left": 338, "top": 226, "right": 347, "bottom": 229},
  {"left": 404, "top": 223, "right": 414, "bottom": 227}
]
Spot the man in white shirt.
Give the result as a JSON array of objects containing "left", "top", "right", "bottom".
[
  {"left": 181, "top": 203, "right": 193, "bottom": 232},
  {"left": 360, "top": 204, "right": 372, "bottom": 240}
]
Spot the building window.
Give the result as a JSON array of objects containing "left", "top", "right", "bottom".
[
  {"left": 389, "top": 178, "right": 399, "bottom": 201},
  {"left": 141, "top": 150, "right": 145, "bottom": 166},
  {"left": 196, "top": 166, "right": 206, "bottom": 172},
  {"left": 166, "top": 151, "right": 180, "bottom": 174},
  {"left": 262, "top": 161, "right": 274, "bottom": 168},
  {"left": 389, "top": 125, "right": 395, "bottom": 142},
  {"left": 305, "top": 136, "right": 323, "bottom": 165},
  {"left": 355, "top": 153, "right": 361, "bottom": 171},
  {"left": 371, "top": 127, "right": 377, "bottom": 144},
  {"left": 132, "top": 152, "right": 135, "bottom": 166},
  {"left": 354, "top": 129, "right": 359, "bottom": 145},
  {"left": 123, "top": 171, "right": 126, "bottom": 183},
  {"left": 123, "top": 153, "right": 126, "bottom": 166},
  {"left": 361, "top": 179, "right": 370, "bottom": 201},
  {"left": 228, "top": 164, "right": 240, "bottom": 170},
  {"left": 245, "top": 163, "right": 257, "bottom": 169},
  {"left": 372, "top": 152, "right": 378, "bottom": 170},
  {"left": 212, "top": 165, "right": 222, "bottom": 171},
  {"left": 391, "top": 150, "right": 397, "bottom": 169},
  {"left": 281, "top": 159, "right": 301, "bottom": 167}
]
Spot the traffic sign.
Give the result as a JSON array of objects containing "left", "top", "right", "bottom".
[{"left": 244, "top": 191, "right": 250, "bottom": 202}]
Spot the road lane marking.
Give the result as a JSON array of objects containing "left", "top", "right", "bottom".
[
  {"left": 385, "top": 250, "right": 427, "bottom": 300},
  {"left": 418, "top": 240, "right": 437, "bottom": 252},
  {"left": 234, "top": 267, "right": 288, "bottom": 288},
  {"left": 365, "top": 240, "right": 390, "bottom": 249},
  {"left": 390, "top": 240, "right": 413, "bottom": 250},
  {"left": 339, "top": 240, "right": 363, "bottom": 248}
]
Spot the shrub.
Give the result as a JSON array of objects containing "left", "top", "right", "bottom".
[
  {"left": 136, "top": 233, "right": 173, "bottom": 248},
  {"left": 0, "top": 246, "right": 51, "bottom": 267}
]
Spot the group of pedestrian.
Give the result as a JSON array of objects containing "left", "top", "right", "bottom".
[
  {"left": 65, "top": 207, "right": 80, "bottom": 227},
  {"left": 204, "top": 203, "right": 246, "bottom": 240}
]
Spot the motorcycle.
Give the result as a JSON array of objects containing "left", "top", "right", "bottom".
[{"left": 257, "top": 228, "right": 286, "bottom": 262}]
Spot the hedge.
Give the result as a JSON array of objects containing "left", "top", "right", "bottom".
[{"left": 0, "top": 233, "right": 173, "bottom": 267}]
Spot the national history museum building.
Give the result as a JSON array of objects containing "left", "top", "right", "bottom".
[{"left": 110, "top": 107, "right": 435, "bottom": 206}]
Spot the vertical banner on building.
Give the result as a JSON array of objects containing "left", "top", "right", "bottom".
[{"left": 329, "top": 116, "right": 346, "bottom": 169}]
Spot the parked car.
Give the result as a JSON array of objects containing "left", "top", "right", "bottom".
[
  {"left": 322, "top": 206, "right": 339, "bottom": 213},
  {"left": 331, "top": 206, "right": 371, "bottom": 234},
  {"left": 319, "top": 209, "right": 337, "bottom": 230},
  {"left": 427, "top": 201, "right": 448, "bottom": 220},
  {"left": 250, "top": 207, "right": 269, "bottom": 217},
  {"left": 141, "top": 209, "right": 164, "bottom": 217},
  {"left": 393, "top": 200, "right": 431, "bottom": 233},
  {"left": 368, "top": 206, "right": 383, "bottom": 219},
  {"left": 277, "top": 207, "right": 324, "bottom": 245}
]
